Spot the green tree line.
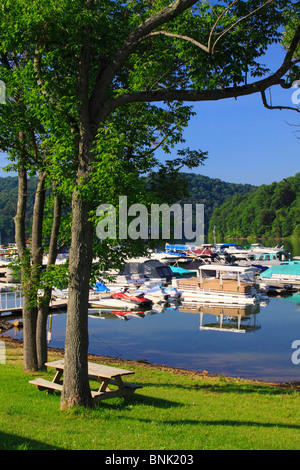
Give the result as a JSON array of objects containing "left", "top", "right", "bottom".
[
  {"left": 179, "top": 173, "right": 255, "bottom": 234},
  {"left": 209, "top": 173, "right": 300, "bottom": 239},
  {"left": 0, "top": 176, "right": 37, "bottom": 245},
  {"left": 0, "top": 173, "right": 255, "bottom": 244}
]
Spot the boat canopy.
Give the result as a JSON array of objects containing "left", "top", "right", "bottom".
[
  {"left": 119, "top": 260, "right": 174, "bottom": 280},
  {"left": 165, "top": 243, "right": 197, "bottom": 252},
  {"left": 260, "top": 261, "right": 300, "bottom": 278},
  {"left": 198, "top": 264, "right": 257, "bottom": 273}
]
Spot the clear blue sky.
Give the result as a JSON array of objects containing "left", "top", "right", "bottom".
[
  {"left": 165, "top": 85, "right": 299, "bottom": 186},
  {"left": 0, "top": 44, "right": 299, "bottom": 187},
  {"left": 159, "top": 44, "right": 300, "bottom": 186}
]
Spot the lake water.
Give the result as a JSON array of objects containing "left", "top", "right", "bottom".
[{"left": 3, "top": 239, "right": 300, "bottom": 383}]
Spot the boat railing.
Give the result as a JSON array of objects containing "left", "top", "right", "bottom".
[{"left": 0, "top": 290, "right": 23, "bottom": 312}]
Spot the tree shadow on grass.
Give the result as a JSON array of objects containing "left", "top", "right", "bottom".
[
  {"left": 111, "top": 414, "right": 300, "bottom": 432},
  {"left": 198, "top": 420, "right": 300, "bottom": 431},
  {"left": 0, "top": 431, "right": 64, "bottom": 450},
  {"left": 137, "top": 379, "right": 299, "bottom": 397},
  {"left": 96, "top": 393, "right": 184, "bottom": 411}
]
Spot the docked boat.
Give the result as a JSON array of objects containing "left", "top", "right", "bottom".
[
  {"left": 258, "top": 261, "right": 300, "bottom": 291},
  {"left": 134, "top": 282, "right": 182, "bottom": 304},
  {"left": 246, "top": 243, "right": 290, "bottom": 260},
  {"left": 215, "top": 243, "right": 251, "bottom": 260},
  {"left": 111, "top": 291, "right": 152, "bottom": 307},
  {"left": 96, "top": 259, "right": 175, "bottom": 291},
  {"left": 88, "top": 296, "right": 143, "bottom": 310},
  {"left": 173, "top": 264, "right": 260, "bottom": 305},
  {"left": 0, "top": 257, "right": 20, "bottom": 283},
  {"left": 217, "top": 243, "right": 291, "bottom": 265}
]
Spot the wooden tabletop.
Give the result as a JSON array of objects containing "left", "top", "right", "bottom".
[{"left": 45, "top": 359, "right": 135, "bottom": 379}]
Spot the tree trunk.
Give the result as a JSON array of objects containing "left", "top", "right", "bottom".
[
  {"left": 60, "top": 191, "right": 94, "bottom": 409},
  {"left": 14, "top": 166, "right": 47, "bottom": 371},
  {"left": 60, "top": 11, "right": 94, "bottom": 409},
  {"left": 36, "top": 289, "right": 51, "bottom": 370},
  {"left": 36, "top": 191, "right": 62, "bottom": 369},
  {"left": 22, "top": 303, "right": 38, "bottom": 371},
  {"left": 14, "top": 164, "right": 39, "bottom": 371}
]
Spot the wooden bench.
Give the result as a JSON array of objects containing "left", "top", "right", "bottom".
[
  {"left": 29, "top": 359, "right": 142, "bottom": 401},
  {"left": 29, "top": 377, "right": 116, "bottom": 398},
  {"left": 29, "top": 378, "right": 63, "bottom": 393}
]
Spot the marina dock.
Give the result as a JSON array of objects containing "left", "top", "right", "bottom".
[{"left": 0, "top": 294, "right": 67, "bottom": 317}]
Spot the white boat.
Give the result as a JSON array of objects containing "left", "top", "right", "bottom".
[
  {"left": 134, "top": 284, "right": 169, "bottom": 303},
  {"left": 134, "top": 282, "right": 182, "bottom": 304},
  {"left": 173, "top": 264, "right": 260, "bottom": 305},
  {"left": 218, "top": 243, "right": 290, "bottom": 264},
  {"left": 88, "top": 296, "right": 141, "bottom": 310},
  {"left": 96, "top": 259, "right": 175, "bottom": 292},
  {"left": 259, "top": 261, "right": 300, "bottom": 290}
]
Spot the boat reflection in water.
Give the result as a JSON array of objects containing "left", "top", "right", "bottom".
[
  {"left": 179, "top": 302, "right": 261, "bottom": 334},
  {"left": 88, "top": 304, "right": 170, "bottom": 321}
]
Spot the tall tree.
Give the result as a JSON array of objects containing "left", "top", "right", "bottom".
[
  {"left": 0, "top": 0, "right": 205, "bottom": 373},
  {"left": 61, "top": 0, "right": 300, "bottom": 409}
]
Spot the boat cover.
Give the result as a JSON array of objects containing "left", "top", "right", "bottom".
[
  {"left": 93, "top": 282, "right": 110, "bottom": 291},
  {"left": 119, "top": 260, "right": 174, "bottom": 280},
  {"left": 260, "top": 261, "right": 300, "bottom": 278}
]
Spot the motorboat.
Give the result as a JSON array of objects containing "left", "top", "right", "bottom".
[
  {"left": 111, "top": 291, "right": 152, "bottom": 307},
  {"left": 0, "top": 257, "right": 20, "bottom": 283},
  {"left": 133, "top": 282, "right": 182, "bottom": 304},
  {"left": 88, "top": 296, "right": 143, "bottom": 310},
  {"left": 173, "top": 264, "right": 260, "bottom": 305},
  {"left": 134, "top": 283, "right": 169, "bottom": 303},
  {"left": 246, "top": 243, "right": 290, "bottom": 260},
  {"left": 258, "top": 261, "right": 300, "bottom": 290},
  {"left": 96, "top": 259, "right": 175, "bottom": 291}
]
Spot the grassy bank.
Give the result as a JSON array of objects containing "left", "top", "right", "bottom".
[{"left": 1, "top": 337, "right": 300, "bottom": 450}]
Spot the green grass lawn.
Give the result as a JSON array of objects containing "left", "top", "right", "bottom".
[{"left": 1, "top": 337, "right": 300, "bottom": 450}]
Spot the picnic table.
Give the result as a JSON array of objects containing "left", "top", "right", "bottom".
[{"left": 29, "top": 359, "right": 142, "bottom": 402}]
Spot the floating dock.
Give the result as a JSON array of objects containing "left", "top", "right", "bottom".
[{"left": 0, "top": 291, "right": 67, "bottom": 317}]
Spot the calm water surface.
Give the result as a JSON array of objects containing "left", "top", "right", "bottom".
[{"left": 4, "top": 239, "right": 300, "bottom": 383}]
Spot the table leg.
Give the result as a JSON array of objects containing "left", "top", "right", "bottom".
[
  {"left": 114, "top": 376, "right": 126, "bottom": 394},
  {"left": 52, "top": 369, "right": 63, "bottom": 384},
  {"left": 95, "top": 376, "right": 111, "bottom": 393}
]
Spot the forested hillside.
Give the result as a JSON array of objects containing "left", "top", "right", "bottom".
[
  {"left": 0, "top": 174, "right": 255, "bottom": 243},
  {"left": 179, "top": 173, "right": 255, "bottom": 233},
  {"left": 209, "top": 173, "right": 300, "bottom": 239},
  {"left": 0, "top": 176, "right": 36, "bottom": 244}
]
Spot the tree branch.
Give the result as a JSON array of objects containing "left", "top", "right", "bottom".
[
  {"left": 211, "top": 0, "right": 273, "bottom": 54},
  {"left": 208, "top": 0, "right": 239, "bottom": 53},
  {"left": 106, "top": 21, "right": 300, "bottom": 112},
  {"left": 90, "top": 0, "right": 200, "bottom": 123},
  {"left": 261, "top": 89, "right": 300, "bottom": 112},
  {"left": 147, "top": 30, "right": 209, "bottom": 53}
]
